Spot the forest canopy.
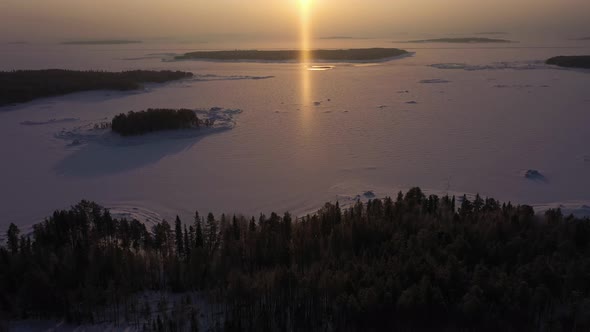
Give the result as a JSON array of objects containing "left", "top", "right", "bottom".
[
  {"left": 1, "top": 189, "right": 590, "bottom": 331},
  {"left": 0, "top": 70, "right": 193, "bottom": 106}
]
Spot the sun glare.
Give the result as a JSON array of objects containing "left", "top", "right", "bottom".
[{"left": 299, "top": 0, "right": 313, "bottom": 123}]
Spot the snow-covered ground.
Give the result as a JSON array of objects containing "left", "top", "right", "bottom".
[
  {"left": 8, "top": 291, "right": 220, "bottom": 332},
  {"left": 1, "top": 39, "right": 590, "bottom": 231}
]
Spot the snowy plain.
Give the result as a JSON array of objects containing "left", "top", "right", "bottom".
[{"left": 1, "top": 38, "right": 590, "bottom": 231}]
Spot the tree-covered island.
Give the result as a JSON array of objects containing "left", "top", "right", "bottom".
[{"left": 175, "top": 48, "right": 408, "bottom": 62}]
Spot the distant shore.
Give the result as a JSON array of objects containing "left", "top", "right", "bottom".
[
  {"left": 400, "top": 37, "right": 513, "bottom": 43},
  {"left": 62, "top": 40, "right": 142, "bottom": 45},
  {"left": 174, "top": 48, "right": 409, "bottom": 62}
]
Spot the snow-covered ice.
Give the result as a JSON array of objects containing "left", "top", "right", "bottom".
[
  {"left": 1, "top": 40, "right": 590, "bottom": 230},
  {"left": 20, "top": 117, "right": 79, "bottom": 126}
]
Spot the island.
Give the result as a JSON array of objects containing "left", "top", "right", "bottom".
[
  {"left": 401, "top": 37, "right": 513, "bottom": 43},
  {"left": 174, "top": 48, "right": 408, "bottom": 62},
  {"left": 546, "top": 56, "right": 590, "bottom": 69},
  {"left": 111, "top": 108, "right": 211, "bottom": 136},
  {"left": 61, "top": 39, "right": 142, "bottom": 45},
  {"left": 0, "top": 70, "right": 193, "bottom": 106}
]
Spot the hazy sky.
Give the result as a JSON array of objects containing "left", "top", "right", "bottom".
[{"left": 1, "top": 0, "right": 589, "bottom": 42}]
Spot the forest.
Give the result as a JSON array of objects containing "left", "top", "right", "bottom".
[
  {"left": 175, "top": 48, "right": 408, "bottom": 62},
  {"left": 111, "top": 109, "right": 205, "bottom": 136},
  {"left": 546, "top": 56, "right": 590, "bottom": 69},
  {"left": 1, "top": 188, "right": 590, "bottom": 331},
  {"left": 0, "top": 70, "right": 193, "bottom": 106}
]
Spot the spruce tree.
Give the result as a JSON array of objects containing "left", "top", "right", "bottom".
[
  {"left": 175, "top": 216, "right": 184, "bottom": 258},
  {"left": 195, "top": 211, "right": 204, "bottom": 248},
  {"left": 6, "top": 223, "right": 20, "bottom": 255},
  {"left": 205, "top": 213, "right": 218, "bottom": 254}
]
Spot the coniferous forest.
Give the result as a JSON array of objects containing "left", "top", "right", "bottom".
[
  {"left": 0, "top": 70, "right": 193, "bottom": 106},
  {"left": 111, "top": 109, "right": 202, "bottom": 136},
  {"left": 1, "top": 188, "right": 590, "bottom": 331}
]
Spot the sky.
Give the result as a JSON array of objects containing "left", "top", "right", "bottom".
[{"left": 1, "top": 0, "right": 589, "bottom": 42}]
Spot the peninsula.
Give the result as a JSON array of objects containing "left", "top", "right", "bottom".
[
  {"left": 0, "top": 70, "right": 193, "bottom": 106},
  {"left": 546, "top": 56, "right": 590, "bottom": 69}
]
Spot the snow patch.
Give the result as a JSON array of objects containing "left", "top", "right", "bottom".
[{"left": 109, "top": 205, "right": 165, "bottom": 226}]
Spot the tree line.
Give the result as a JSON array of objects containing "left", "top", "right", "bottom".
[
  {"left": 0, "top": 70, "right": 193, "bottom": 106},
  {"left": 1, "top": 188, "right": 590, "bottom": 331}
]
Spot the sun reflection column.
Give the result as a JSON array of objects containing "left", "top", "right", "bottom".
[{"left": 299, "top": 0, "right": 312, "bottom": 108}]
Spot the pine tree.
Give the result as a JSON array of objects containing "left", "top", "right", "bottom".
[
  {"left": 195, "top": 211, "right": 204, "bottom": 248},
  {"left": 283, "top": 212, "right": 292, "bottom": 239},
  {"left": 205, "top": 213, "right": 218, "bottom": 254},
  {"left": 232, "top": 215, "right": 240, "bottom": 241},
  {"left": 249, "top": 217, "right": 257, "bottom": 233},
  {"left": 6, "top": 223, "right": 20, "bottom": 255},
  {"left": 188, "top": 225, "right": 195, "bottom": 246},
  {"left": 183, "top": 225, "right": 190, "bottom": 259},
  {"left": 175, "top": 216, "right": 184, "bottom": 258}
]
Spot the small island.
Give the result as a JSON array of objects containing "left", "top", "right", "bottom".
[
  {"left": 546, "top": 56, "right": 590, "bottom": 69},
  {"left": 401, "top": 37, "right": 512, "bottom": 43},
  {"left": 111, "top": 108, "right": 212, "bottom": 136},
  {"left": 0, "top": 70, "right": 193, "bottom": 106},
  {"left": 175, "top": 48, "right": 408, "bottom": 62},
  {"left": 62, "top": 40, "right": 142, "bottom": 45}
]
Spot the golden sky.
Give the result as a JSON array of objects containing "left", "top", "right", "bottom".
[{"left": 1, "top": 0, "right": 589, "bottom": 41}]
